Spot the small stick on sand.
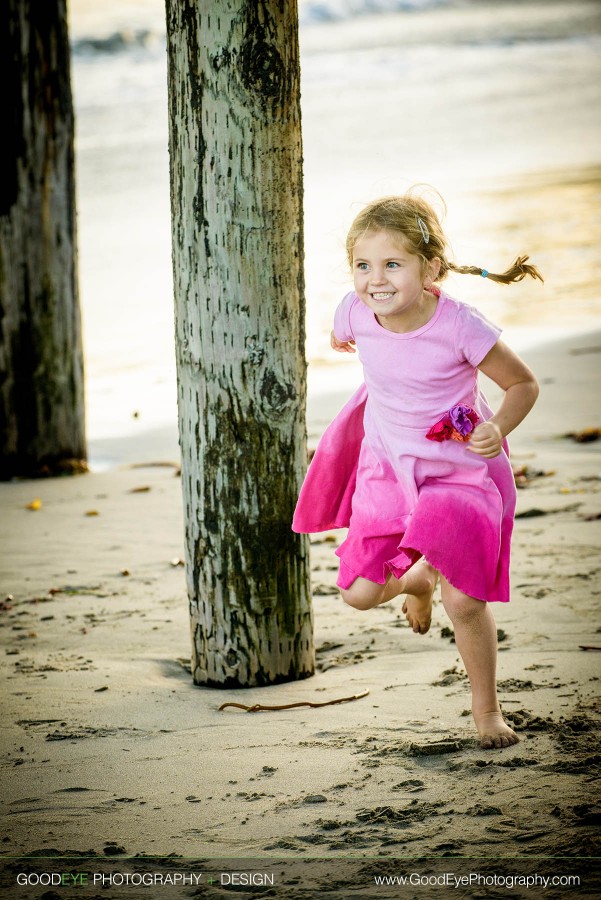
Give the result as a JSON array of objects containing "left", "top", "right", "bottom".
[{"left": 218, "top": 689, "right": 370, "bottom": 713}]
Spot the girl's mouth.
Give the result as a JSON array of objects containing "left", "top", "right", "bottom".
[{"left": 371, "top": 292, "right": 394, "bottom": 301}]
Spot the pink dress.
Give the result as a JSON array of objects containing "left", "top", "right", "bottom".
[{"left": 292, "top": 289, "right": 516, "bottom": 603}]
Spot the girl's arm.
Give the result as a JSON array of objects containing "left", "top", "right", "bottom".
[{"left": 468, "top": 340, "right": 539, "bottom": 458}]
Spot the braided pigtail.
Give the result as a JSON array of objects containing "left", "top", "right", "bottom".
[{"left": 448, "top": 255, "right": 544, "bottom": 285}]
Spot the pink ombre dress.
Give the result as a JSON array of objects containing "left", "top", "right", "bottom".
[{"left": 292, "top": 289, "right": 516, "bottom": 603}]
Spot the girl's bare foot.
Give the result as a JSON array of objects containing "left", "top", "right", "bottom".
[
  {"left": 401, "top": 560, "right": 437, "bottom": 634},
  {"left": 402, "top": 594, "right": 432, "bottom": 634},
  {"left": 474, "top": 709, "right": 519, "bottom": 750}
]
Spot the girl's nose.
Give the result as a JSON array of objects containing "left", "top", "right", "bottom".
[{"left": 370, "top": 269, "right": 387, "bottom": 285}]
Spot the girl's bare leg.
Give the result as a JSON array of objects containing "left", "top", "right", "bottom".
[
  {"left": 440, "top": 576, "right": 518, "bottom": 749},
  {"left": 341, "top": 558, "right": 437, "bottom": 634}
]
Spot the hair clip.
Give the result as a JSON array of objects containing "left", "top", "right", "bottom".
[
  {"left": 481, "top": 269, "right": 489, "bottom": 278},
  {"left": 417, "top": 217, "right": 430, "bottom": 244}
]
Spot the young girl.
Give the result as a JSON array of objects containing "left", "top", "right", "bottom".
[{"left": 293, "top": 192, "right": 542, "bottom": 750}]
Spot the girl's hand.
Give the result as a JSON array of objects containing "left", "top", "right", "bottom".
[
  {"left": 331, "top": 330, "right": 356, "bottom": 354},
  {"left": 466, "top": 420, "right": 503, "bottom": 458}
]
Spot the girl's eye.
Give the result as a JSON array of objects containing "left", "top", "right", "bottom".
[
  {"left": 386, "top": 262, "right": 400, "bottom": 269},
  {"left": 356, "top": 262, "right": 369, "bottom": 271}
]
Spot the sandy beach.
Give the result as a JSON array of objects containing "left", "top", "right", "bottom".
[
  {"left": 2, "top": 2, "right": 600, "bottom": 893},
  {"left": 1, "top": 324, "right": 600, "bottom": 897}
]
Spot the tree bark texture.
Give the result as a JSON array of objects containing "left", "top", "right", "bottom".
[
  {"left": 0, "top": 0, "right": 85, "bottom": 480},
  {"left": 166, "top": 0, "right": 314, "bottom": 686}
]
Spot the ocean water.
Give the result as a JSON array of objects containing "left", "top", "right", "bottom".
[{"left": 66, "top": 0, "right": 601, "bottom": 462}]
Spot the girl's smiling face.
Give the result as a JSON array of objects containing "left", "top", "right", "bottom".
[{"left": 352, "top": 230, "right": 440, "bottom": 333}]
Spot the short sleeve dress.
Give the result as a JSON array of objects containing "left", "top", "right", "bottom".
[{"left": 292, "top": 288, "right": 517, "bottom": 603}]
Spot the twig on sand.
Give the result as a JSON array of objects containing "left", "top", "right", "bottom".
[{"left": 218, "top": 689, "right": 370, "bottom": 713}]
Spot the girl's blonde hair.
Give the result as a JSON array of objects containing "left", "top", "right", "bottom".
[{"left": 346, "top": 193, "right": 543, "bottom": 285}]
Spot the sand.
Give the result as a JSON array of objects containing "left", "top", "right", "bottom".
[{"left": 1, "top": 329, "right": 600, "bottom": 897}]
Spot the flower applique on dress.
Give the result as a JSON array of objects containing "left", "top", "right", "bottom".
[{"left": 426, "top": 404, "right": 479, "bottom": 443}]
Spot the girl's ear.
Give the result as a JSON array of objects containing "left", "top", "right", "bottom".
[{"left": 427, "top": 256, "right": 442, "bottom": 282}]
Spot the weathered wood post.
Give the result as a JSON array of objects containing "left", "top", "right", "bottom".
[
  {"left": 0, "top": 0, "right": 86, "bottom": 479},
  {"left": 165, "top": 0, "right": 314, "bottom": 686}
]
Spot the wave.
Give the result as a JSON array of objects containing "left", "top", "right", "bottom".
[
  {"left": 299, "top": 0, "right": 447, "bottom": 25},
  {"left": 71, "top": 29, "right": 162, "bottom": 57}
]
